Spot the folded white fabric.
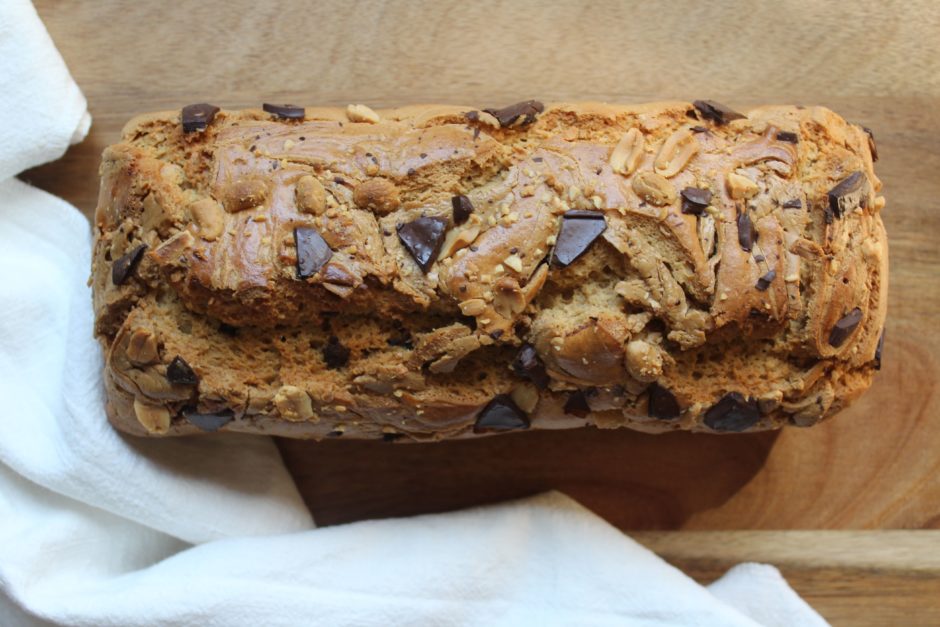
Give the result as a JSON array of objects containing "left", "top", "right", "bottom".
[{"left": 0, "top": 1, "right": 828, "bottom": 625}]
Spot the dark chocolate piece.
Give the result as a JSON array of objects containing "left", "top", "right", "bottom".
[
  {"left": 690, "top": 125, "right": 708, "bottom": 133},
  {"left": 464, "top": 110, "right": 480, "bottom": 122},
  {"left": 294, "top": 227, "right": 333, "bottom": 279},
  {"left": 648, "top": 383, "right": 681, "bottom": 420},
  {"left": 397, "top": 216, "right": 448, "bottom": 272},
  {"left": 181, "top": 103, "right": 220, "bottom": 133},
  {"left": 473, "top": 395, "right": 530, "bottom": 433},
  {"left": 828, "top": 307, "right": 863, "bottom": 347},
  {"left": 737, "top": 212, "right": 757, "bottom": 251},
  {"left": 511, "top": 344, "right": 550, "bottom": 389},
  {"left": 862, "top": 126, "right": 878, "bottom": 162},
  {"left": 680, "top": 187, "right": 712, "bottom": 215},
  {"left": 183, "top": 408, "right": 234, "bottom": 432},
  {"left": 551, "top": 210, "right": 607, "bottom": 267},
  {"left": 692, "top": 100, "right": 745, "bottom": 125},
  {"left": 775, "top": 131, "right": 799, "bottom": 143},
  {"left": 111, "top": 244, "right": 147, "bottom": 286},
  {"left": 323, "top": 335, "right": 350, "bottom": 369},
  {"left": 563, "top": 391, "right": 591, "bottom": 418},
  {"left": 166, "top": 356, "right": 198, "bottom": 385},
  {"left": 262, "top": 103, "right": 305, "bottom": 120},
  {"left": 874, "top": 329, "right": 885, "bottom": 370},
  {"left": 482, "top": 100, "right": 544, "bottom": 127},
  {"left": 756, "top": 270, "right": 776, "bottom": 291},
  {"left": 782, "top": 198, "right": 802, "bottom": 209},
  {"left": 827, "top": 171, "right": 866, "bottom": 221},
  {"left": 704, "top": 392, "right": 761, "bottom": 432},
  {"left": 451, "top": 195, "right": 474, "bottom": 225}
]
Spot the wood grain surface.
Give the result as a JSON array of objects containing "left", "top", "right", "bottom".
[{"left": 26, "top": 1, "right": 940, "bottom": 623}]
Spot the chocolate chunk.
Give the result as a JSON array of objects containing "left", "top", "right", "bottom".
[
  {"left": 753, "top": 254, "right": 765, "bottom": 263},
  {"left": 756, "top": 270, "right": 776, "bottom": 291},
  {"left": 692, "top": 100, "right": 746, "bottom": 126},
  {"left": 551, "top": 210, "right": 607, "bottom": 267},
  {"left": 262, "top": 103, "right": 305, "bottom": 120},
  {"left": 464, "top": 110, "right": 480, "bottom": 122},
  {"left": 166, "top": 356, "right": 198, "bottom": 385},
  {"left": 181, "top": 103, "right": 220, "bottom": 133},
  {"left": 776, "top": 131, "right": 799, "bottom": 143},
  {"left": 111, "top": 244, "right": 147, "bottom": 286},
  {"left": 827, "top": 171, "right": 867, "bottom": 221},
  {"left": 737, "top": 212, "right": 757, "bottom": 251},
  {"left": 704, "top": 392, "right": 761, "bottom": 432},
  {"left": 451, "top": 195, "right": 474, "bottom": 225},
  {"left": 511, "top": 344, "right": 549, "bottom": 389},
  {"left": 828, "top": 307, "right": 863, "bottom": 347},
  {"left": 473, "top": 395, "right": 530, "bottom": 433},
  {"left": 323, "top": 335, "right": 350, "bottom": 369},
  {"left": 680, "top": 187, "right": 712, "bottom": 215},
  {"left": 563, "top": 390, "right": 591, "bottom": 418},
  {"left": 294, "top": 227, "right": 333, "bottom": 279},
  {"left": 690, "top": 125, "right": 708, "bottom": 133},
  {"left": 648, "top": 383, "right": 681, "bottom": 420},
  {"left": 397, "top": 216, "right": 448, "bottom": 272},
  {"left": 183, "top": 408, "right": 233, "bottom": 432},
  {"left": 482, "top": 100, "right": 544, "bottom": 128},
  {"left": 782, "top": 198, "right": 802, "bottom": 209},
  {"left": 862, "top": 126, "right": 878, "bottom": 162},
  {"left": 874, "top": 329, "right": 885, "bottom": 370}
]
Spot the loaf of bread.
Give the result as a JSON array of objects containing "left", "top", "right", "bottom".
[{"left": 92, "top": 99, "right": 887, "bottom": 439}]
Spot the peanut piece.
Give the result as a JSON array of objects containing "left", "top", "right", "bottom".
[
  {"left": 504, "top": 254, "right": 523, "bottom": 273},
  {"left": 624, "top": 340, "right": 663, "bottom": 382},
  {"left": 295, "top": 175, "right": 327, "bottom": 215},
  {"left": 133, "top": 399, "right": 170, "bottom": 435},
  {"left": 126, "top": 328, "right": 159, "bottom": 365},
  {"left": 654, "top": 128, "right": 699, "bottom": 178},
  {"left": 727, "top": 172, "right": 759, "bottom": 200},
  {"left": 458, "top": 298, "right": 486, "bottom": 316},
  {"left": 510, "top": 383, "right": 539, "bottom": 414},
  {"left": 440, "top": 224, "right": 481, "bottom": 259},
  {"left": 476, "top": 111, "right": 500, "bottom": 129},
  {"left": 274, "top": 385, "right": 316, "bottom": 422},
  {"left": 492, "top": 278, "right": 526, "bottom": 318},
  {"left": 346, "top": 104, "right": 380, "bottom": 124},
  {"left": 353, "top": 178, "right": 401, "bottom": 214},
  {"left": 609, "top": 128, "right": 645, "bottom": 176},
  {"left": 632, "top": 171, "right": 676, "bottom": 206},
  {"left": 223, "top": 177, "right": 268, "bottom": 213},
  {"left": 188, "top": 198, "right": 225, "bottom": 241}
]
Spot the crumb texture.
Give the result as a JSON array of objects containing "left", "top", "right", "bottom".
[{"left": 92, "top": 100, "right": 887, "bottom": 439}]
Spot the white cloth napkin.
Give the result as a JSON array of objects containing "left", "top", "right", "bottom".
[{"left": 0, "top": 1, "right": 829, "bottom": 625}]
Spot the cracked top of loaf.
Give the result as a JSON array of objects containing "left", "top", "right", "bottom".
[{"left": 92, "top": 99, "right": 887, "bottom": 439}]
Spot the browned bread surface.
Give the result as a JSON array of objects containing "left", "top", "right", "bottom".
[{"left": 92, "top": 100, "right": 887, "bottom": 439}]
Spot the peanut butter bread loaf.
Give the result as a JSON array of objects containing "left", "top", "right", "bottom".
[{"left": 92, "top": 100, "right": 887, "bottom": 439}]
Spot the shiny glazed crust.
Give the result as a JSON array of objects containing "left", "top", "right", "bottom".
[{"left": 92, "top": 100, "right": 887, "bottom": 439}]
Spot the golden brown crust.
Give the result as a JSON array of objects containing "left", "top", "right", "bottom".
[{"left": 93, "top": 100, "right": 887, "bottom": 439}]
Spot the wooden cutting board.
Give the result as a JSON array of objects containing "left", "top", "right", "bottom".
[{"left": 28, "top": 1, "right": 940, "bottom": 623}]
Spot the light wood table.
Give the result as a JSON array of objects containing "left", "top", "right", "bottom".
[{"left": 28, "top": 1, "right": 940, "bottom": 623}]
